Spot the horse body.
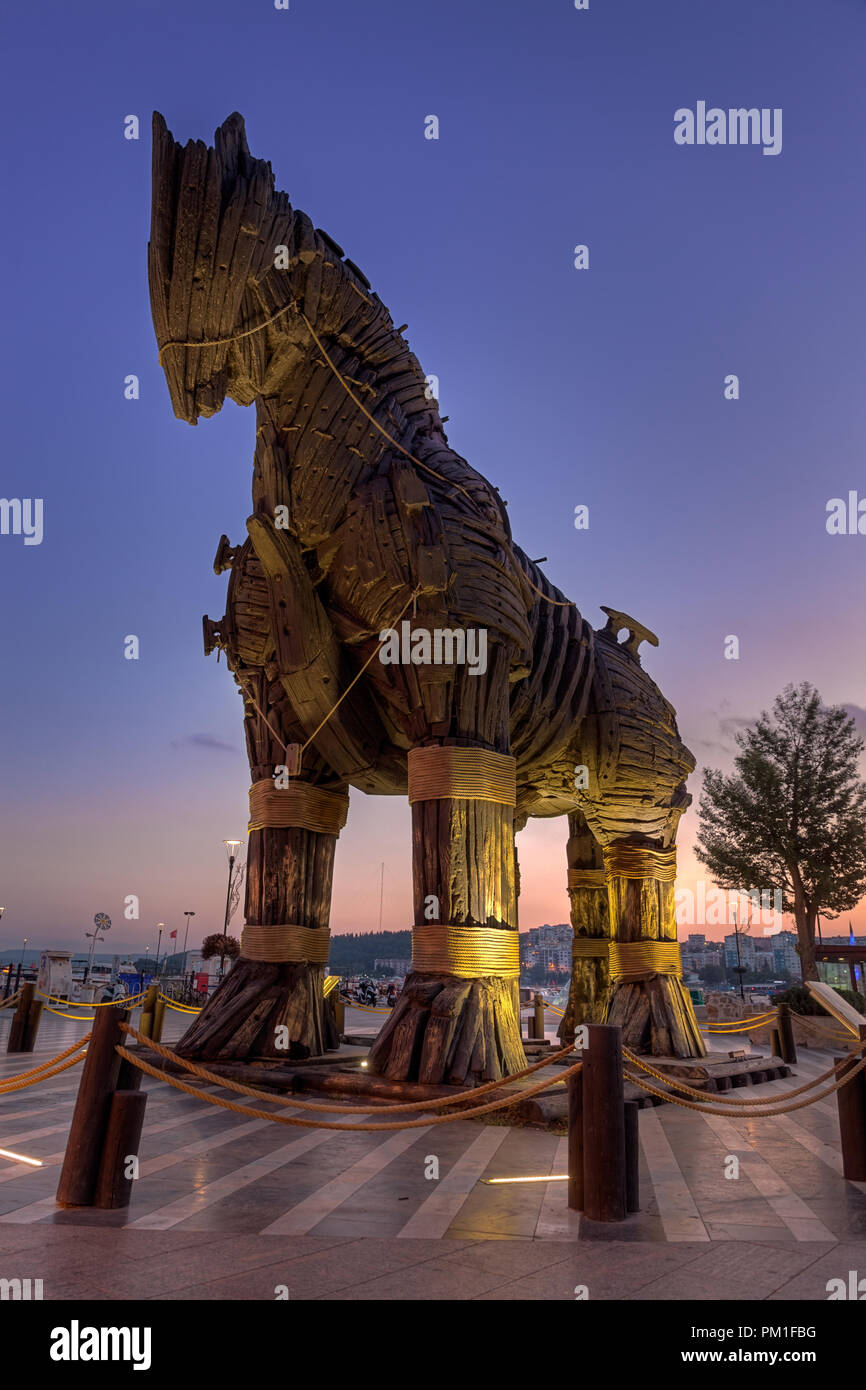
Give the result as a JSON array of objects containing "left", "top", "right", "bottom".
[{"left": 152, "top": 111, "right": 704, "bottom": 1071}]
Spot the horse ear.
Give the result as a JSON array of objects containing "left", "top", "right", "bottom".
[{"left": 214, "top": 111, "right": 251, "bottom": 188}]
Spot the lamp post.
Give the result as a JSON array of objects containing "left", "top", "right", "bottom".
[
  {"left": 183, "top": 910, "right": 196, "bottom": 997},
  {"left": 155, "top": 923, "right": 165, "bottom": 978},
  {"left": 223, "top": 841, "right": 241, "bottom": 931},
  {"left": 182, "top": 910, "right": 195, "bottom": 961},
  {"left": 731, "top": 906, "right": 747, "bottom": 1002}
]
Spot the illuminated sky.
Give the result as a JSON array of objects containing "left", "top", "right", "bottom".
[{"left": 1, "top": 0, "right": 864, "bottom": 956}]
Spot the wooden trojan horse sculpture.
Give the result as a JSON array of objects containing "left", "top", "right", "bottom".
[{"left": 149, "top": 111, "right": 705, "bottom": 1080}]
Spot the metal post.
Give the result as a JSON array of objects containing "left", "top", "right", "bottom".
[
  {"left": 534, "top": 993, "right": 546, "bottom": 1042},
  {"left": 224, "top": 854, "right": 235, "bottom": 931}
]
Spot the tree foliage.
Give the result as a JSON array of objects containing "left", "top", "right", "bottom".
[
  {"left": 201, "top": 933, "right": 241, "bottom": 968},
  {"left": 695, "top": 683, "right": 866, "bottom": 979}
]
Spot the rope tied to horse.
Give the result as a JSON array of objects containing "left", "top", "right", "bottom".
[
  {"left": 411, "top": 925, "right": 520, "bottom": 979},
  {"left": 158, "top": 297, "right": 574, "bottom": 610}
]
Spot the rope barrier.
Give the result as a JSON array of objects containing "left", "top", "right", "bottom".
[
  {"left": 0, "top": 1037, "right": 91, "bottom": 1093},
  {"left": 794, "top": 1013, "right": 854, "bottom": 1039},
  {"left": 704, "top": 1013, "right": 777, "bottom": 1032},
  {"left": 340, "top": 996, "right": 392, "bottom": 1014},
  {"left": 157, "top": 994, "right": 202, "bottom": 1014},
  {"left": 37, "top": 991, "right": 145, "bottom": 1008},
  {"left": 44, "top": 1007, "right": 96, "bottom": 1022},
  {"left": 623, "top": 1052, "right": 866, "bottom": 1118},
  {"left": 623, "top": 1042, "right": 866, "bottom": 1108},
  {"left": 0, "top": 991, "right": 22, "bottom": 1011},
  {"left": 118, "top": 1023, "right": 576, "bottom": 1115},
  {"left": 115, "top": 1044, "right": 583, "bottom": 1131}
]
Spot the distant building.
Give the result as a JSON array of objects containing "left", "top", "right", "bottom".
[
  {"left": 772, "top": 931, "right": 800, "bottom": 977},
  {"left": 373, "top": 957, "right": 411, "bottom": 976},
  {"left": 522, "top": 924, "right": 571, "bottom": 971},
  {"left": 724, "top": 932, "right": 759, "bottom": 970}
]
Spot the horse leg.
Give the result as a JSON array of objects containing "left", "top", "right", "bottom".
[
  {"left": 558, "top": 809, "right": 610, "bottom": 1044},
  {"left": 368, "top": 658, "right": 525, "bottom": 1086},
  {"left": 176, "top": 673, "right": 345, "bottom": 1061},
  {"left": 602, "top": 819, "right": 705, "bottom": 1058}
]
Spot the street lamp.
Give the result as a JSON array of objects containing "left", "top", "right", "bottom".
[
  {"left": 19, "top": 937, "right": 27, "bottom": 967},
  {"left": 182, "top": 910, "right": 196, "bottom": 960},
  {"left": 155, "top": 923, "right": 165, "bottom": 978},
  {"left": 223, "top": 841, "right": 241, "bottom": 931}
]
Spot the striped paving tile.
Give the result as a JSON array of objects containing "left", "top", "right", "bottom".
[
  {"left": 0, "top": 1097, "right": 250, "bottom": 1200},
  {"left": 260, "top": 1125, "right": 432, "bottom": 1236},
  {"left": 0, "top": 1098, "right": 77, "bottom": 1125},
  {"left": 697, "top": 1110, "right": 836, "bottom": 1241},
  {"left": 533, "top": 1136, "right": 582, "bottom": 1239},
  {"left": 397, "top": 1125, "right": 511, "bottom": 1238},
  {"left": 128, "top": 1122, "right": 353, "bottom": 1230},
  {"left": 732, "top": 1072, "right": 866, "bottom": 1200},
  {"left": 639, "top": 1108, "right": 710, "bottom": 1241}
]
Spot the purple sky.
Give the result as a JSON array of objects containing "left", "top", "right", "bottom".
[{"left": 1, "top": 0, "right": 864, "bottom": 956}]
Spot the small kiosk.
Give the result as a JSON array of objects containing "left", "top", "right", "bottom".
[{"left": 36, "top": 949, "right": 74, "bottom": 1002}]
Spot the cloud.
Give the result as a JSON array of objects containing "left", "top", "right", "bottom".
[
  {"left": 170, "top": 733, "right": 240, "bottom": 755},
  {"left": 842, "top": 704, "right": 866, "bottom": 738},
  {"left": 717, "top": 715, "right": 752, "bottom": 738}
]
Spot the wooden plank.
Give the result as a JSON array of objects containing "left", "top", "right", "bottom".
[{"left": 806, "top": 981, "right": 866, "bottom": 1035}]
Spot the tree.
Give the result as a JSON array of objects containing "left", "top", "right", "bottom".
[
  {"left": 201, "top": 933, "right": 241, "bottom": 979},
  {"left": 696, "top": 683, "right": 866, "bottom": 982}
]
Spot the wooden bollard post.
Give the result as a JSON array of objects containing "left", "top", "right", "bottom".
[
  {"left": 138, "top": 984, "right": 159, "bottom": 1040},
  {"left": 567, "top": 1065, "right": 584, "bottom": 1211},
  {"left": 836, "top": 1025, "right": 866, "bottom": 1182},
  {"left": 334, "top": 994, "right": 345, "bottom": 1036},
  {"left": 624, "top": 1100, "right": 640, "bottom": 1213},
  {"left": 93, "top": 1091, "right": 149, "bottom": 1209},
  {"left": 534, "top": 994, "right": 546, "bottom": 1041},
  {"left": 777, "top": 1002, "right": 797, "bottom": 1064},
  {"left": 770, "top": 1026, "right": 782, "bottom": 1059},
  {"left": 7, "top": 983, "right": 35, "bottom": 1053},
  {"left": 582, "top": 1023, "right": 627, "bottom": 1222},
  {"left": 21, "top": 996, "right": 43, "bottom": 1052},
  {"left": 56, "top": 1006, "right": 129, "bottom": 1208}
]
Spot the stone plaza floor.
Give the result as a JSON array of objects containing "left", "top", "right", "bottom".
[{"left": 1, "top": 1008, "right": 864, "bottom": 1300}]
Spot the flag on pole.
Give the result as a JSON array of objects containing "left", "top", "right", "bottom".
[
  {"left": 850, "top": 921, "right": 856, "bottom": 945},
  {"left": 170, "top": 930, "right": 177, "bottom": 940}
]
